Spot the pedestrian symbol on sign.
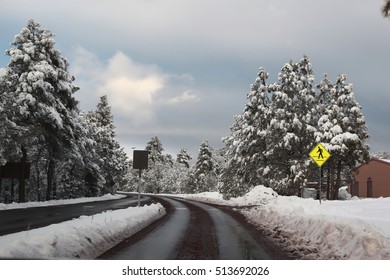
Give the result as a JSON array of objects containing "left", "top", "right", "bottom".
[
  {"left": 317, "top": 146, "right": 324, "bottom": 159},
  {"left": 309, "top": 143, "right": 331, "bottom": 167}
]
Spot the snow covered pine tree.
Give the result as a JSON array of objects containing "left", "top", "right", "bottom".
[
  {"left": 220, "top": 68, "right": 271, "bottom": 199},
  {"left": 191, "top": 140, "right": 219, "bottom": 193},
  {"left": 220, "top": 56, "right": 369, "bottom": 199},
  {"left": 315, "top": 74, "right": 369, "bottom": 199},
  {"left": 2, "top": 19, "right": 82, "bottom": 201},
  {"left": 85, "top": 95, "right": 129, "bottom": 195}
]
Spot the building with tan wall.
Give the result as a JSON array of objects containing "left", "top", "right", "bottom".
[{"left": 350, "top": 158, "right": 390, "bottom": 198}]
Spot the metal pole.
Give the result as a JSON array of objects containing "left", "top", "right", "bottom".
[
  {"left": 138, "top": 169, "right": 142, "bottom": 207},
  {"left": 319, "top": 166, "right": 322, "bottom": 204}
]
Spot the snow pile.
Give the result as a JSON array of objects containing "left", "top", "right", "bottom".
[
  {"left": 0, "top": 193, "right": 125, "bottom": 210},
  {"left": 1, "top": 187, "right": 389, "bottom": 260},
  {"left": 0, "top": 203, "right": 165, "bottom": 259},
  {"left": 182, "top": 186, "right": 278, "bottom": 206},
  {"left": 182, "top": 186, "right": 390, "bottom": 260}
]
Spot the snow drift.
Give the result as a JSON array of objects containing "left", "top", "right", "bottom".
[
  {"left": 0, "top": 203, "right": 165, "bottom": 259},
  {"left": 181, "top": 185, "right": 390, "bottom": 259}
]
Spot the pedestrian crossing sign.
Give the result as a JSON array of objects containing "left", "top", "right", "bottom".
[{"left": 309, "top": 143, "right": 331, "bottom": 167}]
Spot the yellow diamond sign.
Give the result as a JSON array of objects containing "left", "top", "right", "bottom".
[{"left": 309, "top": 143, "right": 331, "bottom": 167}]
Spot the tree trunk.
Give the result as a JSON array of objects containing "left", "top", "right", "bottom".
[
  {"left": 0, "top": 169, "right": 2, "bottom": 201},
  {"left": 18, "top": 146, "right": 28, "bottom": 203},
  {"left": 329, "top": 163, "right": 335, "bottom": 200},
  {"left": 46, "top": 150, "right": 56, "bottom": 201},
  {"left": 326, "top": 165, "right": 330, "bottom": 200},
  {"left": 334, "top": 160, "right": 342, "bottom": 200},
  {"left": 11, "top": 179, "right": 15, "bottom": 202}
]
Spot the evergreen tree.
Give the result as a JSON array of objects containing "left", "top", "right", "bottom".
[
  {"left": 220, "top": 68, "right": 271, "bottom": 198},
  {"left": 221, "top": 56, "right": 369, "bottom": 199},
  {"left": 86, "top": 95, "right": 128, "bottom": 194},
  {"left": 315, "top": 74, "right": 369, "bottom": 199},
  {"left": 143, "top": 136, "right": 167, "bottom": 193},
  {"left": 0, "top": 68, "right": 17, "bottom": 165},
  {"left": 176, "top": 148, "right": 192, "bottom": 168},
  {"left": 2, "top": 19, "right": 81, "bottom": 201},
  {"left": 266, "top": 56, "right": 317, "bottom": 195},
  {"left": 145, "top": 136, "right": 165, "bottom": 163},
  {"left": 191, "top": 140, "right": 218, "bottom": 193}
]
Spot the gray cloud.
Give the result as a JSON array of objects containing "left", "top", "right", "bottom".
[{"left": 1, "top": 0, "right": 389, "bottom": 159}]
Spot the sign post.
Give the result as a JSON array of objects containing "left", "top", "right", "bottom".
[
  {"left": 309, "top": 143, "right": 331, "bottom": 204},
  {"left": 132, "top": 150, "right": 149, "bottom": 207}
]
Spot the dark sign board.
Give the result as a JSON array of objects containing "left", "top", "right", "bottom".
[
  {"left": 133, "top": 150, "right": 149, "bottom": 170},
  {"left": 0, "top": 162, "right": 31, "bottom": 179}
]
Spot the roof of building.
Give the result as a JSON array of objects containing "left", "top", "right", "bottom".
[{"left": 353, "top": 157, "right": 390, "bottom": 171}]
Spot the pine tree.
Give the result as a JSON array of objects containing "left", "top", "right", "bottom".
[
  {"left": 145, "top": 136, "right": 165, "bottom": 164},
  {"left": 0, "top": 68, "right": 18, "bottom": 165},
  {"left": 266, "top": 56, "right": 317, "bottom": 195},
  {"left": 191, "top": 140, "right": 218, "bottom": 193},
  {"left": 144, "top": 136, "right": 164, "bottom": 193},
  {"left": 176, "top": 148, "right": 192, "bottom": 168},
  {"left": 86, "top": 95, "right": 128, "bottom": 195},
  {"left": 315, "top": 74, "right": 369, "bottom": 199},
  {"left": 220, "top": 68, "right": 271, "bottom": 198},
  {"left": 2, "top": 19, "right": 80, "bottom": 201},
  {"left": 221, "top": 56, "right": 369, "bottom": 199}
]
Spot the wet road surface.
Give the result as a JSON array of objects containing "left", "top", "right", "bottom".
[
  {"left": 106, "top": 197, "right": 190, "bottom": 259},
  {"left": 100, "top": 196, "right": 290, "bottom": 260}
]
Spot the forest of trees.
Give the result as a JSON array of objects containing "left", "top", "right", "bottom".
[
  {"left": 219, "top": 57, "right": 370, "bottom": 199},
  {"left": 0, "top": 20, "right": 130, "bottom": 203},
  {"left": 1, "top": 19, "right": 372, "bottom": 203}
]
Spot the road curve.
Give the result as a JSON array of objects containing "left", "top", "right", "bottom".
[{"left": 99, "top": 196, "right": 291, "bottom": 260}]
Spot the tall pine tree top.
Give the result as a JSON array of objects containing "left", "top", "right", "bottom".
[
  {"left": 146, "top": 136, "right": 165, "bottom": 163},
  {"left": 5, "top": 19, "right": 79, "bottom": 142}
]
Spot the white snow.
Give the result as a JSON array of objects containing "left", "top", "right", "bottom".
[
  {"left": 0, "top": 187, "right": 389, "bottom": 259},
  {"left": 0, "top": 198, "right": 165, "bottom": 259},
  {"left": 0, "top": 68, "right": 7, "bottom": 79},
  {"left": 0, "top": 193, "right": 126, "bottom": 210},
  {"left": 177, "top": 186, "right": 390, "bottom": 259}
]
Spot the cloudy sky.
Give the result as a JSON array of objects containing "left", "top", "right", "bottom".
[{"left": 1, "top": 0, "right": 390, "bottom": 161}]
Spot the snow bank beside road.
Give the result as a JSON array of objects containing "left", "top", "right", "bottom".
[
  {"left": 180, "top": 186, "right": 390, "bottom": 260},
  {"left": 0, "top": 193, "right": 126, "bottom": 210},
  {"left": 0, "top": 203, "right": 165, "bottom": 259}
]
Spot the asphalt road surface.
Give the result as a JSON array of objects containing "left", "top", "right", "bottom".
[
  {"left": 99, "top": 196, "right": 292, "bottom": 260},
  {"left": 0, "top": 194, "right": 152, "bottom": 236}
]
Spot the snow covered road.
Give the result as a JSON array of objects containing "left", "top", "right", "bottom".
[
  {"left": 1, "top": 187, "right": 389, "bottom": 259},
  {"left": 102, "top": 197, "right": 191, "bottom": 259},
  {"left": 101, "top": 196, "right": 290, "bottom": 260}
]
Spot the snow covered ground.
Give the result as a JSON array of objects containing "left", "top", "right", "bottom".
[
  {"left": 179, "top": 186, "right": 390, "bottom": 260},
  {"left": 0, "top": 187, "right": 389, "bottom": 259},
  {"left": 0, "top": 193, "right": 126, "bottom": 210},
  {"left": 0, "top": 195, "right": 165, "bottom": 259}
]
